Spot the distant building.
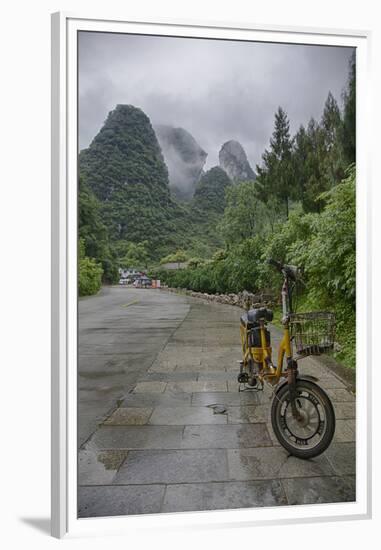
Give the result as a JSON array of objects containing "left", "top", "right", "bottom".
[{"left": 119, "top": 268, "right": 139, "bottom": 278}]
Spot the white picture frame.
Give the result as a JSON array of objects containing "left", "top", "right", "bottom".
[{"left": 51, "top": 11, "right": 372, "bottom": 539}]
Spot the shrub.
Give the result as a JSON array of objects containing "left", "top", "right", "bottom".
[{"left": 78, "top": 239, "right": 103, "bottom": 296}]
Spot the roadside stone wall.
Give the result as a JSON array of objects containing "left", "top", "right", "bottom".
[{"left": 163, "top": 287, "right": 277, "bottom": 311}]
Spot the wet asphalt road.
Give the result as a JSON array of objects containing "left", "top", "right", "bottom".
[
  {"left": 78, "top": 287, "right": 356, "bottom": 517},
  {"left": 78, "top": 287, "right": 189, "bottom": 447}
]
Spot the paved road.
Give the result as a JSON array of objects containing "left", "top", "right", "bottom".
[{"left": 78, "top": 287, "right": 355, "bottom": 517}]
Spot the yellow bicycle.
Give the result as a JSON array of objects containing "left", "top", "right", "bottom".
[{"left": 238, "top": 259, "right": 336, "bottom": 459}]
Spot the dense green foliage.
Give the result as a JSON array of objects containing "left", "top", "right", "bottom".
[
  {"left": 160, "top": 250, "right": 188, "bottom": 265},
  {"left": 78, "top": 239, "right": 103, "bottom": 296},
  {"left": 218, "top": 181, "right": 267, "bottom": 245},
  {"left": 80, "top": 104, "right": 170, "bottom": 202},
  {"left": 78, "top": 177, "right": 118, "bottom": 283},
  {"left": 80, "top": 105, "right": 195, "bottom": 262},
  {"left": 114, "top": 240, "right": 150, "bottom": 270},
  {"left": 193, "top": 166, "right": 232, "bottom": 213}
]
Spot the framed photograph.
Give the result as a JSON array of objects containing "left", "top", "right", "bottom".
[{"left": 51, "top": 12, "right": 371, "bottom": 539}]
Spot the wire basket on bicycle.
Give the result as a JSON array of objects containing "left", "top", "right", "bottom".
[{"left": 289, "top": 311, "right": 335, "bottom": 356}]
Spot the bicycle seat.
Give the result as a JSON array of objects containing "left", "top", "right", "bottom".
[{"left": 240, "top": 307, "right": 273, "bottom": 327}]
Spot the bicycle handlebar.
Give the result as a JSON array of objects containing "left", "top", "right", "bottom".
[{"left": 267, "top": 259, "right": 302, "bottom": 282}]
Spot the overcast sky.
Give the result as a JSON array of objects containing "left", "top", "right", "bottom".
[{"left": 78, "top": 32, "right": 354, "bottom": 169}]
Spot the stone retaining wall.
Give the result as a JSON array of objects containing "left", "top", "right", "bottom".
[{"left": 163, "top": 287, "right": 277, "bottom": 310}]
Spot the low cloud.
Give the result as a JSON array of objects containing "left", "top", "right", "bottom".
[{"left": 79, "top": 32, "right": 354, "bottom": 169}]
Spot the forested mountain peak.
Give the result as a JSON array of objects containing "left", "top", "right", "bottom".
[
  {"left": 219, "top": 140, "right": 256, "bottom": 182},
  {"left": 79, "top": 104, "right": 193, "bottom": 258},
  {"left": 155, "top": 125, "right": 207, "bottom": 201},
  {"left": 80, "top": 104, "right": 170, "bottom": 202}
]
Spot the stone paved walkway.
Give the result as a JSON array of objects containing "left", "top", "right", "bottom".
[{"left": 78, "top": 289, "right": 355, "bottom": 517}]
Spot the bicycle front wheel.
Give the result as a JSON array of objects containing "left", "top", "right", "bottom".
[{"left": 271, "top": 379, "right": 335, "bottom": 459}]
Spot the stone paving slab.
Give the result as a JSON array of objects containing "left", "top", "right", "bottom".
[
  {"left": 200, "top": 350, "right": 240, "bottom": 360},
  {"left": 166, "top": 381, "right": 228, "bottom": 393},
  {"left": 79, "top": 343, "right": 160, "bottom": 356},
  {"left": 324, "top": 442, "right": 356, "bottom": 475},
  {"left": 197, "top": 370, "right": 238, "bottom": 381},
  {"left": 78, "top": 400, "right": 118, "bottom": 448},
  {"left": 104, "top": 407, "right": 153, "bottom": 426},
  {"left": 332, "top": 402, "right": 356, "bottom": 419},
  {"left": 113, "top": 449, "right": 229, "bottom": 484},
  {"left": 90, "top": 425, "right": 184, "bottom": 450},
  {"left": 157, "top": 354, "right": 202, "bottom": 368},
  {"left": 333, "top": 419, "right": 356, "bottom": 442},
  {"left": 170, "top": 337, "right": 206, "bottom": 345},
  {"left": 148, "top": 406, "right": 228, "bottom": 425},
  {"left": 281, "top": 475, "right": 355, "bottom": 504},
  {"left": 78, "top": 449, "right": 128, "bottom": 485},
  {"left": 199, "top": 360, "right": 230, "bottom": 371},
  {"left": 228, "top": 447, "right": 334, "bottom": 481},
  {"left": 159, "top": 345, "right": 203, "bottom": 356},
  {"left": 148, "top": 360, "right": 177, "bottom": 373},
  {"left": 173, "top": 360, "right": 205, "bottom": 371},
  {"left": 161, "top": 480, "right": 287, "bottom": 512},
  {"left": 121, "top": 392, "right": 192, "bottom": 408},
  {"left": 326, "top": 388, "right": 356, "bottom": 402},
  {"left": 200, "top": 347, "right": 241, "bottom": 356},
  {"left": 78, "top": 372, "right": 132, "bottom": 392},
  {"left": 181, "top": 424, "right": 272, "bottom": 449},
  {"left": 191, "top": 391, "right": 263, "bottom": 407},
  {"left": 317, "top": 376, "right": 347, "bottom": 389},
  {"left": 78, "top": 485, "right": 166, "bottom": 517},
  {"left": 78, "top": 354, "right": 136, "bottom": 375},
  {"left": 133, "top": 381, "right": 167, "bottom": 393},
  {"left": 228, "top": 381, "right": 243, "bottom": 392},
  {"left": 142, "top": 371, "right": 199, "bottom": 382},
  {"left": 266, "top": 422, "right": 282, "bottom": 447},
  {"left": 228, "top": 404, "right": 270, "bottom": 424}
]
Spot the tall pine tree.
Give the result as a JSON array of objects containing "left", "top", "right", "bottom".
[
  {"left": 341, "top": 52, "right": 356, "bottom": 165},
  {"left": 256, "top": 107, "right": 294, "bottom": 218},
  {"left": 320, "top": 91, "right": 345, "bottom": 187}
]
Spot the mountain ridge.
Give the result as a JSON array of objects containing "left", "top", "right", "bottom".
[{"left": 155, "top": 124, "right": 207, "bottom": 200}]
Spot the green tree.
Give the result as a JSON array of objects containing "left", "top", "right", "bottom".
[
  {"left": 160, "top": 250, "right": 188, "bottom": 267},
  {"left": 292, "top": 165, "right": 356, "bottom": 306},
  {"left": 341, "top": 52, "right": 356, "bottom": 166},
  {"left": 120, "top": 241, "right": 150, "bottom": 270},
  {"left": 293, "top": 119, "right": 327, "bottom": 212},
  {"left": 320, "top": 92, "right": 345, "bottom": 187},
  {"left": 78, "top": 176, "right": 118, "bottom": 283},
  {"left": 78, "top": 239, "right": 103, "bottom": 296},
  {"left": 256, "top": 107, "right": 294, "bottom": 218},
  {"left": 292, "top": 92, "right": 346, "bottom": 214},
  {"left": 219, "top": 181, "right": 267, "bottom": 245}
]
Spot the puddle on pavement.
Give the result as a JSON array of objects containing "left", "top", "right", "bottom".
[
  {"left": 98, "top": 450, "right": 128, "bottom": 471},
  {"left": 78, "top": 446, "right": 128, "bottom": 485}
]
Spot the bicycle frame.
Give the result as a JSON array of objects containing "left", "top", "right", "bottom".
[{"left": 240, "top": 275, "right": 293, "bottom": 385}]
